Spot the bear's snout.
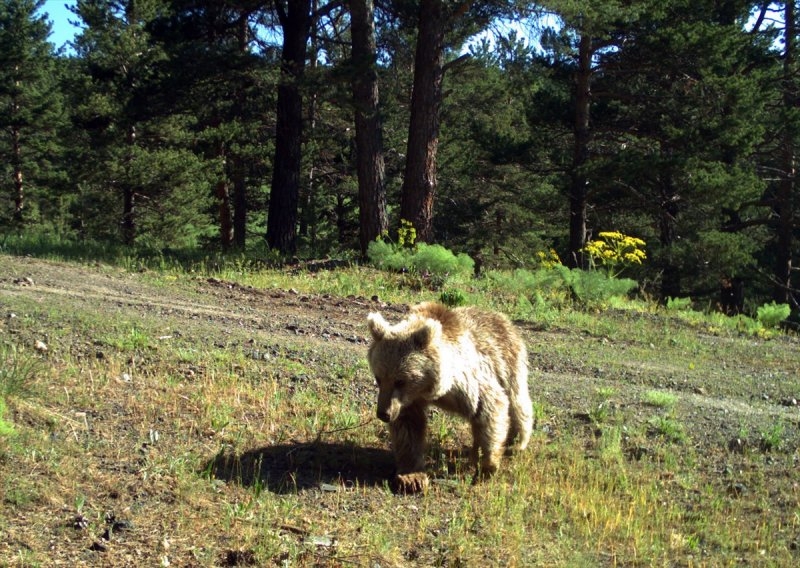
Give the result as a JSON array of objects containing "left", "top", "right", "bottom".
[{"left": 376, "top": 409, "right": 390, "bottom": 423}]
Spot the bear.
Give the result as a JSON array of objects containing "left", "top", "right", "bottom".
[{"left": 366, "top": 301, "right": 533, "bottom": 493}]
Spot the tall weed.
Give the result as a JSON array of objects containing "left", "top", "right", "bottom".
[{"left": 0, "top": 344, "right": 39, "bottom": 399}]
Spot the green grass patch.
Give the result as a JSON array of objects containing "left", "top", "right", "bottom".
[{"left": 644, "top": 390, "right": 678, "bottom": 409}]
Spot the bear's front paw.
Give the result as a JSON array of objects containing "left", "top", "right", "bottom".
[{"left": 393, "top": 472, "right": 429, "bottom": 494}]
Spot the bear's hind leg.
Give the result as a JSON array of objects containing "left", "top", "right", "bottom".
[
  {"left": 471, "top": 396, "right": 510, "bottom": 480},
  {"left": 390, "top": 402, "right": 429, "bottom": 493},
  {"left": 506, "top": 359, "right": 533, "bottom": 452}
]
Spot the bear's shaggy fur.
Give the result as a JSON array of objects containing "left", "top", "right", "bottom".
[{"left": 366, "top": 302, "right": 533, "bottom": 492}]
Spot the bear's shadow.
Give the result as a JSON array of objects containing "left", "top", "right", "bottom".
[{"left": 203, "top": 442, "right": 396, "bottom": 494}]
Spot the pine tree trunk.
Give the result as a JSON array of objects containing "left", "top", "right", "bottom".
[
  {"left": 231, "top": 9, "right": 249, "bottom": 250},
  {"left": 232, "top": 156, "right": 247, "bottom": 249},
  {"left": 12, "top": 123, "right": 23, "bottom": 223},
  {"left": 216, "top": 146, "right": 234, "bottom": 249},
  {"left": 122, "top": 125, "right": 137, "bottom": 245},
  {"left": 267, "top": 0, "right": 310, "bottom": 255},
  {"left": 400, "top": 0, "right": 446, "bottom": 243},
  {"left": 568, "top": 32, "right": 592, "bottom": 269},
  {"left": 774, "top": 0, "right": 796, "bottom": 304},
  {"left": 659, "top": 175, "right": 681, "bottom": 300},
  {"left": 300, "top": 4, "right": 318, "bottom": 243},
  {"left": 350, "top": 0, "right": 387, "bottom": 258}
]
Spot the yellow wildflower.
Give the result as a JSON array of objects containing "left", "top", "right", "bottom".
[{"left": 583, "top": 231, "right": 647, "bottom": 277}]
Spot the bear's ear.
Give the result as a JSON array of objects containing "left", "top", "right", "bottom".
[
  {"left": 367, "top": 312, "right": 388, "bottom": 340},
  {"left": 411, "top": 319, "right": 441, "bottom": 349}
]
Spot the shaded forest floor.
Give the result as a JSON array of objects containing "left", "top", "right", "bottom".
[{"left": 1, "top": 254, "right": 799, "bottom": 566}]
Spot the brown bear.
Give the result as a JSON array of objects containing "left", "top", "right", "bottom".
[{"left": 366, "top": 302, "right": 533, "bottom": 493}]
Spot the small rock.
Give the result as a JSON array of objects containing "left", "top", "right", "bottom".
[
  {"left": 727, "top": 438, "right": 746, "bottom": 454},
  {"left": 34, "top": 340, "right": 48, "bottom": 352},
  {"left": 727, "top": 482, "right": 747, "bottom": 497},
  {"left": 304, "top": 535, "right": 336, "bottom": 547},
  {"left": 72, "top": 514, "right": 89, "bottom": 530},
  {"left": 781, "top": 398, "right": 797, "bottom": 407},
  {"left": 224, "top": 549, "right": 257, "bottom": 566},
  {"left": 89, "top": 540, "right": 108, "bottom": 552}
]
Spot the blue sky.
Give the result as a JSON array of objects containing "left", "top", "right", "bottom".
[
  {"left": 37, "top": 1, "right": 542, "bottom": 57},
  {"left": 39, "top": 0, "right": 80, "bottom": 51}
]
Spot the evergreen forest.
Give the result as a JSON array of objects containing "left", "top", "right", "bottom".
[{"left": 1, "top": 0, "right": 799, "bottom": 314}]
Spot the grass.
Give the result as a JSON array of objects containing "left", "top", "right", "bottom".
[
  {"left": 644, "top": 390, "right": 678, "bottom": 409},
  {"left": 1, "top": 250, "right": 799, "bottom": 566}
]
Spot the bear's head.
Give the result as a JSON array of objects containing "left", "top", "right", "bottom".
[{"left": 366, "top": 311, "right": 442, "bottom": 423}]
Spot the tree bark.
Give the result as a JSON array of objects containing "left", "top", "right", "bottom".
[
  {"left": 216, "top": 146, "right": 234, "bottom": 249},
  {"left": 300, "top": 0, "right": 318, "bottom": 243},
  {"left": 774, "top": 0, "right": 796, "bottom": 304},
  {"left": 659, "top": 178, "right": 681, "bottom": 300},
  {"left": 568, "top": 31, "right": 592, "bottom": 269},
  {"left": 267, "top": 0, "right": 311, "bottom": 255},
  {"left": 399, "top": 0, "right": 446, "bottom": 243},
  {"left": 232, "top": 9, "right": 249, "bottom": 250},
  {"left": 12, "top": 123, "right": 23, "bottom": 223},
  {"left": 232, "top": 156, "right": 247, "bottom": 249},
  {"left": 121, "top": 125, "right": 137, "bottom": 245},
  {"left": 349, "top": 0, "right": 387, "bottom": 258}
]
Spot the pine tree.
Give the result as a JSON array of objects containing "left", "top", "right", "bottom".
[
  {"left": 0, "top": 0, "right": 65, "bottom": 231},
  {"left": 68, "top": 0, "right": 214, "bottom": 247},
  {"left": 349, "top": 0, "right": 387, "bottom": 258},
  {"left": 594, "top": 0, "right": 772, "bottom": 299},
  {"left": 266, "top": 0, "right": 313, "bottom": 255},
  {"left": 149, "top": 1, "right": 278, "bottom": 250}
]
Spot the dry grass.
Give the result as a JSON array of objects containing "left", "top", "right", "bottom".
[{"left": 1, "top": 255, "right": 799, "bottom": 566}]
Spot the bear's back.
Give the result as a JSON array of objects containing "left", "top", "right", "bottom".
[{"left": 412, "top": 302, "right": 525, "bottom": 357}]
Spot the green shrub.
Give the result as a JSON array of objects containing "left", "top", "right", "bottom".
[
  {"left": 439, "top": 289, "right": 467, "bottom": 307},
  {"left": 555, "top": 266, "right": 638, "bottom": 307},
  {"left": 487, "top": 266, "right": 637, "bottom": 310},
  {"left": 367, "top": 238, "right": 474, "bottom": 291},
  {"left": 756, "top": 302, "right": 790, "bottom": 329},
  {"left": 410, "top": 243, "right": 474, "bottom": 276},
  {"left": 367, "top": 239, "right": 412, "bottom": 272},
  {"left": 666, "top": 297, "right": 693, "bottom": 311},
  {"left": 488, "top": 268, "right": 570, "bottom": 304}
]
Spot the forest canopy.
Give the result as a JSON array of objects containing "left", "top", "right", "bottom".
[{"left": 1, "top": 0, "right": 798, "bottom": 312}]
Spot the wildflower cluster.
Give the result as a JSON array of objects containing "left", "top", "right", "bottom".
[
  {"left": 584, "top": 231, "right": 647, "bottom": 277},
  {"left": 397, "top": 219, "right": 417, "bottom": 249},
  {"left": 535, "top": 249, "right": 562, "bottom": 269}
]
